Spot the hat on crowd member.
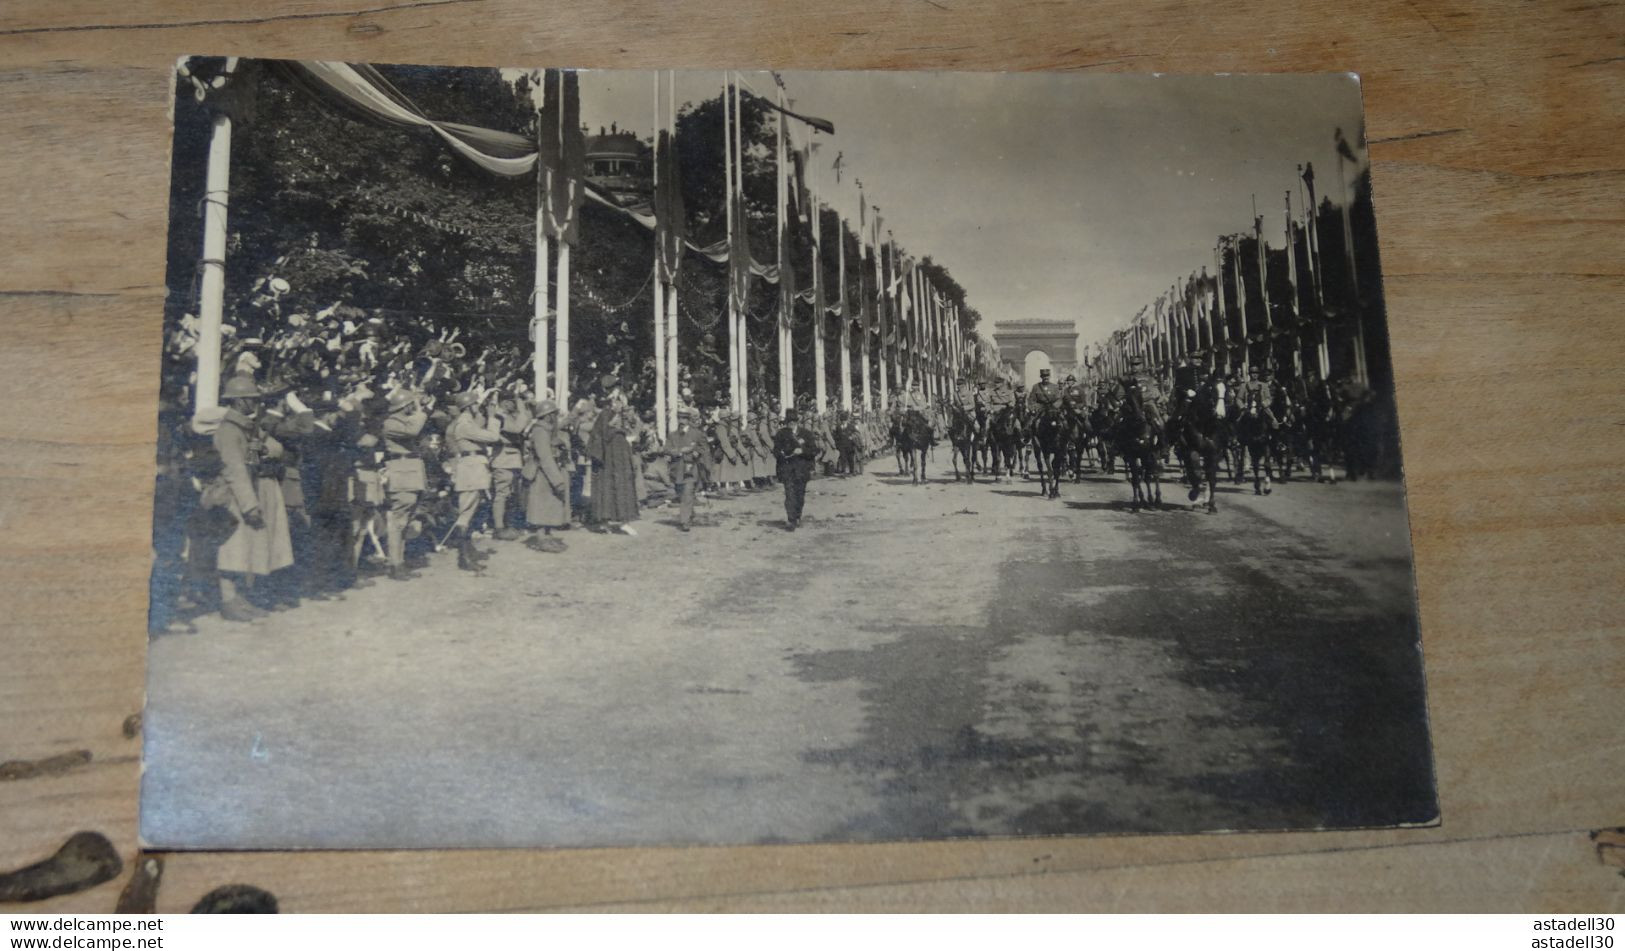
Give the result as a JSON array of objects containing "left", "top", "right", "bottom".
[
  {"left": 600, "top": 373, "right": 619, "bottom": 391},
  {"left": 386, "top": 388, "right": 420, "bottom": 412},
  {"left": 453, "top": 389, "right": 482, "bottom": 408},
  {"left": 678, "top": 406, "right": 699, "bottom": 421},
  {"left": 221, "top": 374, "right": 269, "bottom": 400},
  {"left": 190, "top": 405, "right": 230, "bottom": 435},
  {"left": 783, "top": 408, "right": 799, "bottom": 423},
  {"left": 532, "top": 398, "right": 559, "bottom": 418}
]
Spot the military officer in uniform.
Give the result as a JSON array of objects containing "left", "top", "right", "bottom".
[
  {"left": 663, "top": 406, "right": 706, "bottom": 531},
  {"left": 900, "top": 378, "right": 928, "bottom": 413},
  {"left": 489, "top": 396, "right": 530, "bottom": 540},
  {"left": 381, "top": 388, "right": 428, "bottom": 581},
  {"left": 444, "top": 389, "right": 503, "bottom": 571},
  {"left": 1029, "top": 367, "right": 1060, "bottom": 411}
]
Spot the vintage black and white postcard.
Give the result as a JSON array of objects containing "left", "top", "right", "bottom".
[{"left": 142, "top": 60, "right": 1436, "bottom": 848}]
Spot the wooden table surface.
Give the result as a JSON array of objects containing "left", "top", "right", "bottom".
[{"left": 0, "top": 0, "right": 1621, "bottom": 913}]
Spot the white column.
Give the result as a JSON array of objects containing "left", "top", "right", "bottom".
[
  {"left": 733, "top": 76, "right": 748, "bottom": 414},
  {"left": 652, "top": 75, "right": 666, "bottom": 436},
  {"left": 665, "top": 71, "right": 680, "bottom": 431},
  {"left": 776, "top": 84, "right": 791, "bottom": 417},
  {"left": 195, "top": 112, "right": 232, "bottom": 412},
  {"left": 812, "top": 197, "right": 827, "bottom": 415},
  {"left": 554, "top": 244, "right": 571, "bottom": 408},
  {"left": 728, "top": 72, "right": 741, "bottom": 412},
  {"left": 838, "top": 214, "right": 851, "bottom": 413},
  {"left": 653, "top": 264, "right": 666, "bottom": 438}
]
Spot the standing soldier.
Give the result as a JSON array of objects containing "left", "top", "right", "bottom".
[
  {"left": 211, "top": 374, "right": 295, "bottom": 620},
  {"left": 753, "top": 408, "right": 778, "bottom": 488},
  {"left": 444, "top": 389, "right": 502, "bottom": 571},
  {"left": 489, "top": 395, "right": 529, "bottom": 540},
  {"left": 663, "top": 406, "right": 706, "bottom": 532},
  {"left": 381, "top": 388, "right": 427, "bottom": 582},
  {"left": 773, "top": 408, "right": 820, "bottom": 531},
  {"left": 522, "top": 398, "right": 570, "bottom": 552}
]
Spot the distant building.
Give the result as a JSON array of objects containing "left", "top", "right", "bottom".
[
  {"left": 992, "top": 320, "right": 1079, "bottom": 388},
  {"left": 585, "top": 124, "right": 651, "bottom": 208}
]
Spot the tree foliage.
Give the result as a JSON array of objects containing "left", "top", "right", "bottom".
[{"left": 162, "top": 60, "right": 984, "bottom": 408}]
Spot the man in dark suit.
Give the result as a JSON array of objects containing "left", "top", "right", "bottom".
[{"left": 773, "top": 409, "right": 820, "bottom": 531}]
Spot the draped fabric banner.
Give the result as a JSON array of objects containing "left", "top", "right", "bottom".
[
  {"left": 292, "top": 61, "right": 806, "bottom": 285},
  {"left": 291, "top": 61, "right": 538, "bottom": 177}
]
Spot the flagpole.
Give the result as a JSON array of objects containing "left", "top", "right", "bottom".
[
  {"left": 533, "top": 72, "right": 550, "bottom": 399},
  {"left": 1214, "top": 241, "right": 1229, "bottom": 375},
  {"left": 838, "top": 211, "right": 851, "bottom": 413},
  {"left": 882, "top": 228, "right": 894, "bottom": 411},
  {"left": 652, "top": 72, "right": 667, "bottom": 438},
  {"left": 858, "top": 188, "right": 872, "bottom": 413},
  {"left": 733, "top": 75, "right": 749, "bottom": 414},
  {"left": 195, "top": 109, "right": 232, "bottom": 412},
  {"left": 1253, "top": 215, "right": 1269, "bottom": 372},
  {"left": 1284, "top": 189, "right": 1303, "bottom": 377},
  {"left": 1336, "top": 135, "right": 1369, "bottom": 386},
  {"left": 812, "top": 191, "right": 827, "bottom": 416},
  {"left": 728, "top": 72, "right": 741, "bottom": 412},
  {"left": 665, "top": 71, "right": 680, "bottom": 432},
  {"left": 776, "top": 82, "right": 790, "bottom": 417},
  {"left": 874, "top": 210, "right": 887, "bottom": 413},
  {"left": 551, "top": 75, "right": 571, "bottom": 410}
]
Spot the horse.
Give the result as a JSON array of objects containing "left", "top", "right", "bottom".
[
  {"left": 1112, "top": 387, "right": 1163, "bottom": 512},
  {"left": 1089, "top": 399, "right": 1118, "bottom": 474},
  {"left": 1301, "top": 381, "right": 1340, "bottom": 483},
  {"left": 1233, "top": 392, "right": 1275, "bottom": 496},
  {"left": 1171, "top": 384, "right": 1223, "bottom": 514},
  {"left": 1064, "top": 405, "right": 1093, "bottom": 482},
  {"left": 897, "top": 408, "right": 935, "bottom": 485},
  {"left": 987, "top": 405, "right": 1025, "bottom": 481},
  {"left": 947, "top": 404, "right": 979, "bottom": 484},
  {"left": 1030, "top": 404, "right": 1069, "bottom": 499},
  {"left": 1269, "top": 388, "right": 1300, "bottom": 482}
]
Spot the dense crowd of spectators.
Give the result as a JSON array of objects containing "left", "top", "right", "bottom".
[{"left": 149, "top": 279, "right": 897, "bottom": 631}]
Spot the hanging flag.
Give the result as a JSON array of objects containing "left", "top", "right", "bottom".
[
  {"left": 654, "top": 127, "right": 686, "bottom": 284},
  {"left": 541, "top": 70, "right": 587, "bottom": 246},
  {"left": 777, "top": 107, "right": 798, "bottom": 334}
]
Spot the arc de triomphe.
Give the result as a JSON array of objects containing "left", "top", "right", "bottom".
[{"left": 992, "top": 320, "right": 1079, "bottom": 387}]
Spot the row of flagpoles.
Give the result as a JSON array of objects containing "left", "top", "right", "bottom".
[
  {"left": 1084, "top": 133, "right": 1371, "bottom": 391},
  {"left": 183, "top": 62, "right": 982, "bottom": 428}
]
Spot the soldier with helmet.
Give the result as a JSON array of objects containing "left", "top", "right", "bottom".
[
  {"left": 380, "top": 387, "right": 428, "bottom": 581},
  {"left": 444, "top": 388, "right": 503, "bottom": 571}
]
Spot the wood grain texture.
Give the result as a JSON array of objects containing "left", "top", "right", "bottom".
[{"left": 0, "top": 0, "right": 1621, "bottom": 913}]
